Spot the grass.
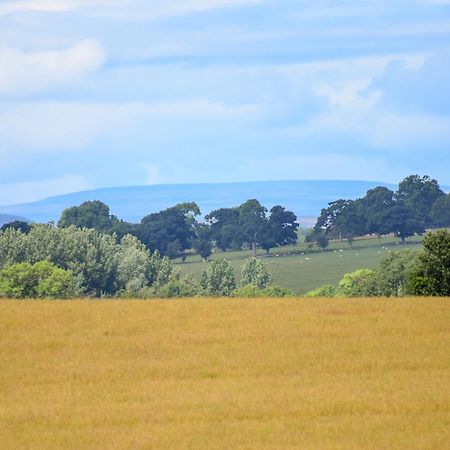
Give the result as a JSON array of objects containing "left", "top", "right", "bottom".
[
  {"left": 1, "top": 298, "right": 449, "bottom": 449},
  {"left": 176, "top": 235, "right": 423, "bottom": 294}
]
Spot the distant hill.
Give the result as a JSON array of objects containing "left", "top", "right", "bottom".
[
  {"left": 0, "top": 213, "right": 30, "bottom": 227},
  {"left": 0, "top": 180, "right": 403, "bottom": 226}
]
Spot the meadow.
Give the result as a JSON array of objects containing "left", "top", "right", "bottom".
[
  {"left": 176, "top": 236, "right": 423, "bottom": 294},
  {"left": 1, "top": 298, "right": 449, "bottom": 449}
]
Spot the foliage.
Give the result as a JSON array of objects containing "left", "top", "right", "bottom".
[
  {"left": 138, "top": 206, "right": 197, "bottom": 258},
  {"left": 373, "top": 250, "right": 419, "bottom": 296},
  {"left": 0, "top": 225, "right": 175, "bottom": 297},
  {"left": 431, "top": 194, "right": 450, "bottom": 227},
  {"left": 413, "top": 229, "right": 450, "bottom": 296},
  {"left": 304, "top": 285, "right": 337, "bottom": 297},
  {"left": 238, "top": 199, "right": 267, "bottom": 255},
  {"left": 234, "top": 283, "right": 294, "bottom": 297},
  {"left": 260, "top": 205, "right": 299, "bottom": 253},
  {"left": 240, "top": 257, "right": 273, "bottom": 289},
  {"left": 58, "top": 200, "right": 132, "bottom": 237},
  {"left": 193, "top": 223, "right": 213, "bottom": 260},
  {"left": 201, "top": 259, "right": 236, "bottom": 296},
  {"left": 313, "top": 175, "right": 445, "bottom": 243},
  {"left": 338, "top": 269, "right": 377, "bottom": 297},
  {"left": 395, "top": 175, "right": 444, "bottom": 227},
  {"left": 0, "top": 220, "right": 31, "bottom": 234},
  {"left": 0, "top": 261, "right": 75, "bottom": 298}
]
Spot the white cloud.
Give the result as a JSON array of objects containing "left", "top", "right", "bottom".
[
  {"left": 0, "top": 175, "right": 91, "bottom": 205},
  {"left": 0, "top": 0, "right": 263, "bottom": 18},
  {"left": 0, "top": 40, "right": 106, "bottom": 96},
  {"left": 0, "top": 99, "right": 259, "bottom": 151}
]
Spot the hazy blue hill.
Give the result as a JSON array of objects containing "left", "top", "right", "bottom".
[
  {"left": 0, "top": 180, "right": 404, "bottom": 225},
  {"left": 0, "top": 213, "right": 30, "bottom": 227}
]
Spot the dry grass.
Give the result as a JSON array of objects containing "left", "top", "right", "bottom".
[{"left": 0, "top": 298, "right": 449, "bottom": 449}]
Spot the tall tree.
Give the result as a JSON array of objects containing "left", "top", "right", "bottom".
[
  {"left": 138, "top": 206, "right": 197, "bottom": 258},
  {"left": 205, "top": 208, "right": 242, "bottom": 251},
  {"left": 395, "top": 175, "right": 444, "bottom": 227},
  {"left": 362, "top": 187, "right": 395, "bottom": 235},
  {"left": 431, "top": 193, "right": 450, "bottom": 227},
  {"left": 260, "top": 206, "right": 298, "bottom": 253},
  {"left": 238, "top": 199, "right": 267, "bottom": 256}
]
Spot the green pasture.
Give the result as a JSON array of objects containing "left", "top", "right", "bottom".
[{"left": 176, "top": 236, "right": 423, "bottom": 294}]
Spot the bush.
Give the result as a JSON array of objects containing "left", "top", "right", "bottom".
[
  {"left": 234, "top": 283, "right": 294, "bottom": 298},
  {"left": 413, "top": 229, "right": 450, "bottom": 296},
  {"left": 0, "top": 261, "right": 75, "bottom": 299},
  {"left": 201, "top": 259, "right": 236, "bottom": 296},
  {"left": 304, "top": 285, "right": 337, "bottom": 298},
  {"left": 338, "top": 269, "right": 377, "bottom": 297},
  {"left": 240, "top": 257, "right": 273, "bottom": 289}
]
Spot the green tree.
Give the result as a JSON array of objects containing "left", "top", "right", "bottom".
[
  {"left": 0, "top": 220, "right": 31, "bottom": 234},
  {"left": 373, "top": 250, "right": 419, "bottom": 297},
  {"left": 238, "top": 199, "right": 267, "bottom": 256},
  {"left": 205, "top": 208, "right": 242, "bottom": 251},
  {"left": 201, "top": 259, "right": 236, "bottom": 296},
  {"left": 362, "top": 187, "right": 395, "bottom": 235},
  {"left": 378, "top": 204, "right": 425, "bottom": 242},
  {"left": 431, "top": 194, "right": 450, "bottom": 227},
  {"left": 338, "top": 269, "right": 377, "bottom": 297},
  {"left": 395, "top": 175, "right": 444, "bottom": 227},
  {"left": 193, "top": 223, "right": 213, "bottom": 260},
  {"left": 0, "top": 261, "right": 75, "bottom": 299},
  {"left": 138, "top": 206, "right": 196, "bottom": 258},
  {"left": 260, "top": 206, "right": 299, "bottom": 253},
  {"left": 413, "top": 229, "right": 450, "bottom": 296},
  {"left": 240, "top": 257, "right": 273, "bottom": 289}
]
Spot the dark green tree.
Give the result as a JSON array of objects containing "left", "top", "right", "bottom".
[
  {"left": 193, "top": 223, "right": 213, "bottom": 260},
  {"left": 362, "top": 187, "right": 395, "bottom": 235},
  {"left": 0, "top": 220, "right": 31, "bottom": 234},
  {"left": 260, "top": 206, "right": 299, "bottom": 254},
  {"left": 378, "top": 204, "right": 425, "bottom": 242},
  {"left": 205, "top": 208, "right": 242, "bottom": 251},
  {"left": 431, "top": 194, "right": 450, "bottom": 227},
  {"left": 314, "top": 199, "right": 365, "bottom": 240},
  {"left": 413, "top": 229, "right": 450, "bottom": 296},
  {"left": 395, "top": 175, "right": 444, "bottom": 227},
  {"left": 138, "top": 206, "right": 196, "bottom": 258},
  {"left": 59, "top": 200, "right": 115, "bottom": 232},
  {"left": 238, "top": 199, "right": 268, "bottom": 256}
]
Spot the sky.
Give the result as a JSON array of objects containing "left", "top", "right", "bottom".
[{"left": 1, "top": 0, "right": 450, "bottom": 205}]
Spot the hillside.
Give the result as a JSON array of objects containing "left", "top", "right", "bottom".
[
  {"left": 0, "top": 180, "right": 397, "bottom": 224},
  {"left": 0, "top": 213, "right": 30, "bottom": 227}
]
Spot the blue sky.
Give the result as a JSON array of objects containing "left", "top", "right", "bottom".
[{"left": 1, "top": 0, "right": 450, "bottom": 205}]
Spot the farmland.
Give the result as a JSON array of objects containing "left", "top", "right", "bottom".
[
  {"left": 1, "top": 298, "right": 449, "bottom": 449},
  {"left": 177, "top": 236, "right": 423, "bottom": 294}
]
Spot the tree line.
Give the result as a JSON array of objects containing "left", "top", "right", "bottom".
[
  {"left": 311, "top": 175, "right": 450, "bottom": 246},
  {"left": 0, "top": 224, "right": 292, "bottom": 298},
  {"left": 55, "top": 198, "right": 299, "bottom": 259},
  {"left": 306, "top": 229, "right": 450, "bottom": 297}
]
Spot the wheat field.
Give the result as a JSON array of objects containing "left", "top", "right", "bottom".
[{"left": 1, "top": 298, "right": 449, "bottom": 449}]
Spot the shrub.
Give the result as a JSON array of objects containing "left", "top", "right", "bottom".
[
  {"left": 240, "top": 257, "right": 273, "bottom": 289},
  {"left": 234, "top": 283, "right": 294, "bottom": 298},
  {"left": 0, "top": 261, "right": 75, "bottom": 299},
  {"left": 201, "top": 259, "right": 236, "bottom": 296},
  {"left": 338, "top": 269, "right": 377, "bottom": 297},
  {"left": 304, "top": 285, "right": 337, "bottom": 298}
]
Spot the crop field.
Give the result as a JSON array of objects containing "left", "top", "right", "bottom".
[
  {"left": 177, "top": 236, "right": 423, "bottom": 294},
  {"left": 1, "top": 298, "right": 449, "bottom": 449}
]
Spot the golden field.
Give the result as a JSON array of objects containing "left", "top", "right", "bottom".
[{"left": 0, "top": 298, "right": 449, "bottom": 449}]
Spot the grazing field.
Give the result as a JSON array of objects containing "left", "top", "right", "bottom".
[
  {"left": 1, "top": 298, "right": 449, "bottom": 449},
  {"left": 176, "top": 236, "right": 423, "bottom": 294}
]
